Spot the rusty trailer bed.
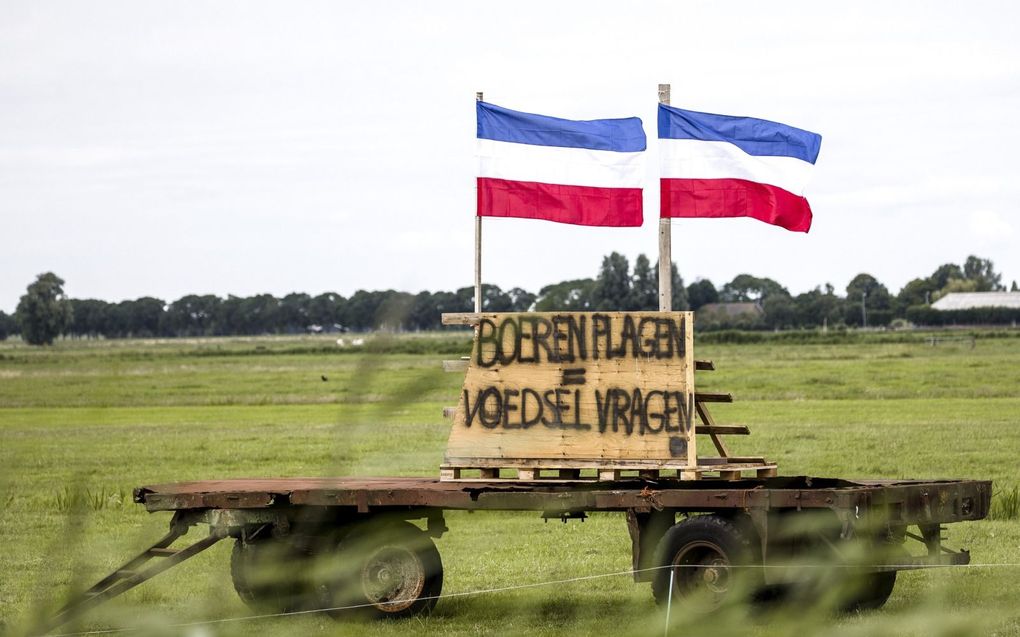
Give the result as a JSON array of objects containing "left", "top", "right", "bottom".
[{"left": 133, "top": 475, "right": 991, "bottom": 527}]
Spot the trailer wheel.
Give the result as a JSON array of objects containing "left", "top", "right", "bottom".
[
  {"left": 651, "top": 515, "right": 760, "bottom": 610},
  {"left": 840, "top": 569, "right": 897, "bottom": 612},
  {"left": 231, "top": 537, "right": 327, "bottom": 613},
  {"left": 329, "top": 520, "right": 443, "bottom": 618},
  {"left": 837, "top": 544, "right": 905, "bottom": 613}
]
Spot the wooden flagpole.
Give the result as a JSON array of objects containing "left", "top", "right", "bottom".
[
  {"left": 475, "top": 91, "right": 484, "bottom": 314},
  {"left": 658, "top": 83, "right": 672, "bottom": 312}
]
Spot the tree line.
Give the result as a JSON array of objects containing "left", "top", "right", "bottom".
[{"left": 2, "top": 254, "right": 1016, "bottom": 345}]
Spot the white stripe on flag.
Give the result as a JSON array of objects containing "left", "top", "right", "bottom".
[
  {"left": 659, "top": 139, "right": 814, "bottom": 195},
  {"left": 477, "top": 138, "right": 644, "bottom": 189}
]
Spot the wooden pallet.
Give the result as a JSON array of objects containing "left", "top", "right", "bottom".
[{"left": 439, "top": 459, "right": 777, "bottom": 482}]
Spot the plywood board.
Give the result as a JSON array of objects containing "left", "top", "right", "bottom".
[{"left": 444, "top": 312, "right": 696, "bottom": 468}]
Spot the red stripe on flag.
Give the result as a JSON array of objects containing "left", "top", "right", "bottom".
[
  {"left": 660, "top": 178, "right": 812, "bottom": 233},
  {"left": 478, "top": 177, "right": 642, "bottom": 227}
]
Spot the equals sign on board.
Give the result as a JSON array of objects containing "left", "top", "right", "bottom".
[{"left": 561, "top": 368, "right": 586, "bottom": 385}]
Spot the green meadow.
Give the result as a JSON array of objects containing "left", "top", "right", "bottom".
[{"left": 1, "top": 332, "right": 1019, "bottom": 636}]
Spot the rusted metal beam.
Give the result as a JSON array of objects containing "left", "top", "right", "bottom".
[{"left": 40, "top": 527, "right": 224, "bottom": 634}]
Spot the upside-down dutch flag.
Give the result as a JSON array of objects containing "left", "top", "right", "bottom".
[
  {"left": 477, "top": 101, "right": 646, "bottom": 227},
  {"left": 658, "top": 104, "right": 822, "bottom": 232}
]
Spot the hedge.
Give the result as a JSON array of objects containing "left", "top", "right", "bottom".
[{"left": 906, "top": 305, "right": 1020, "bottom": 326}]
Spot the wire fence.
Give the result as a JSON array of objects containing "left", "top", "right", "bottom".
[{"left": 46, "top": 561, "right": 1020, "bottom": 637}]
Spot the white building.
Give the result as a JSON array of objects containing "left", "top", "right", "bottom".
[{"left": 931, "top": 292, "right": 1020, "bottom": 310}]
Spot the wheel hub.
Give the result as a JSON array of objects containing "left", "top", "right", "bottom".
[
  {"left": 362, "top": 547, "right": 426, "bottom": 611},
  {"left": 673, "top": 541, "right": 732, "bottom": 600}
]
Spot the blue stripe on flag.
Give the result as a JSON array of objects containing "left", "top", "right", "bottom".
[
  {"left": 477, "top": 101, "right": 646, "bottom": 152},
  {"left": 657, "top": 104, "right": 821, "bottom": 164}
]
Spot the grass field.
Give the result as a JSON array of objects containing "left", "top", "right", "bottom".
[{"left": 1, "top": 332, "right": 1019, "bottom": 636}]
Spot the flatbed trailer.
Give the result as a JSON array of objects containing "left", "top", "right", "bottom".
[{"left": 44, "top": 474, "right": 991, "bottom": 631}]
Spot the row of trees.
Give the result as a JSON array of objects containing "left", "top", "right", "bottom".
[{"left": 4, "top": 255, "right": 1015, "bottom": 345}]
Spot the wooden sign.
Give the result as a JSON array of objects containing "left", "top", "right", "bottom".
[{"left": 444, "top": 312, "right": 696, "bottom": 471}]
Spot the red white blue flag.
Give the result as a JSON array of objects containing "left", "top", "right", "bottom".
[
  {"left": 477, "top": 101, "right": 646, "bottom": 227},
  {"left": 658, "top": 104, "right": 821, "bottom": 232}
]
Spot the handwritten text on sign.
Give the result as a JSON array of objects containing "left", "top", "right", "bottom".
[{"left": 445, "top": 312, "right": 696, "bottom": 465}]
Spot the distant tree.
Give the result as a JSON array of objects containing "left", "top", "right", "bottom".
[
  {"left": 68, "top": 299, "right": 111, "bottom": 338},
  {"left": 454, "top": 284, "right": 513, "bottom": 313},
  {"left": 1012, "top": 281, "right": 1019, "bottom": 292},
  {"left": 0, "top": 310, "right": 16, "bottom": 340},
  {"left": 962, "top": 255, "right": 1004, "bottom": 291},
  {"left": 896, "top": 277, "right": 938, "bottom": 311},
  {"left": 790, "top": 285, "right": 845, "bottom": 328},
  {"left": 686, "top": 279, "right": 719, "bottom": 311},
  {"left": 937, "top": 278, "right": 980, "bottom": 297},
  {"left": 166, "top": 294, "right": 222, "bottom": 336},
  {"left": 653, "top": 260, "right": 689, "bottom": 310},
  {"left": 307, "top": 292, "right": 346, "bottom": 328},
  {"left": 238, "top": 294, "right": 280, "bottom": 334},
  {"left": 507, "top": 287, "right": 537, "bottom": 313},
  {"left": 535, "top": 279, "right": 594, "bottom": 311},
  {"left": 433, "top": 290, "right": 470, "bottom": 316},
  {"left": 408, "top": 291, "right": 439, "bottom": 331},
  {"left": 345, "top": 290, "right": 389, "bottom": 331},
  {"left": 127, "top": 297, "right": 167, "bottom": 337},
  {"left": 481, "top": 285, "right": 513, "bottom": 312},
  {"left": 591, "top": 252, "right": 631, "bottom": 311},
  {"left": 930, "top": 263, "right": 964, "bottom": 289},
  {"left": 846, "top": 274, "right": 891, "bottom": 308},
  {"left": 720, "top": 274, "right": 789, "bottom": 303},
  {"left": 762, "top": 294, "right": 797, "bottom": 329},
  {"left": 376, "top": 291, "right": 415, "bottom": 330},
  {"left": 278, "top": 293, "right": 312, "bottom": 333},
  {"left": 216, "top": 296, "right": 247, "bottom": 335},
  {"left": 628, "top": 254, "right": 657, "bottom": 310},
  {"left": 16, "top": 272, "right": 73, "bottom": 345},
  {"left": 845, "top": 273, "right": 892, "bottom": 326}
]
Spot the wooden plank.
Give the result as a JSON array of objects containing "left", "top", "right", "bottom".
[
  {"left": 443, "top": 360, "right": 468, "bottom": 372},
  {"left": 695, "top": 392, "right": 733, "bottom": 403},
  {"left": 444, "top": 312, "right": 696, "bottom": 467},
  {"left": 657, "top": 85, "right": 672, "bottom": 313},
  {"left": 445, "top": 456, "right": 695, "bottom": 470},
  {"left": 658, "top": 218, "right": 672, "bottom": 311},
  {"left": 695, "top": 400, "right": 730, "bottom": 457},
  {"left": 698, "top": 457, "right": 767, "bottom": 465},
  {"left": 441, "top": 312, "right": 480, "bottom": 326},
  {"left": 695, "top": 425, "right": 750, "bottom": 435},
  {"left": 694, "top": 359, "right": 715, "bottom": 371},
  {"left": 437, "top": 461, "right": 774, "bottom": 482}
]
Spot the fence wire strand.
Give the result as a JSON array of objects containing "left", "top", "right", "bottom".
[{"left": 45, "top": 561, "right": 1020, "bottom": 637}]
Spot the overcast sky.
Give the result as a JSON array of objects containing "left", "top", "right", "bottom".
[{"left": 2, "top": 1, "right": 1018, "bottom": 312}]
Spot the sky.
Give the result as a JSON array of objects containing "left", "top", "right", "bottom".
[{"left": 1, "top": 1, "right": 1018, "bottom": 312}]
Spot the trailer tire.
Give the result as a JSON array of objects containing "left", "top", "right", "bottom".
[
  {"left": 651, "top": 515, "right": 760, "bottom": 610},
  {"left": 841, "top": 569, "right": 897, "bottom": 612},
  {"left": 328, "top": 520, "right": 443, "bottom": 619},
  {"left": 231, "top": 537, "right": 327, "bottom": 613},
  {"left": 837, "top": 545, "right": 905, "bottom": 613}
]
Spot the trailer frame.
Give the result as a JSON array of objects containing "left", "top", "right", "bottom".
[{"left": 40, "top": 474, "right": 990, "bottom": 633}]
